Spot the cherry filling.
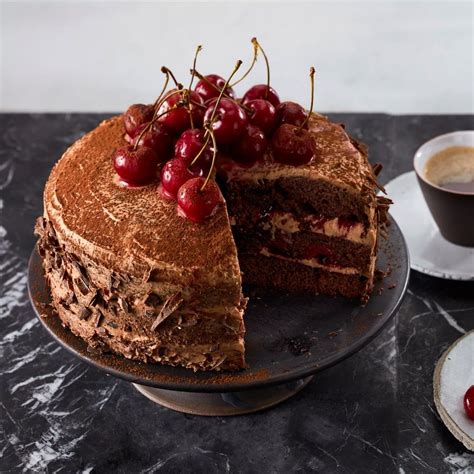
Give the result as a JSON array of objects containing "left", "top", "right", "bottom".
[
  {"left": 265, "top": 237, "right": 335, "bottom": 267},
  {"left": 301, "top": 243, "right": 335, "bottom": 265}
]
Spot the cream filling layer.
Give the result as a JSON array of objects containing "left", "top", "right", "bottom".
[
  {"left": 261, "top": 247, "right": 377, "bottom": 276},
  {"left": 260, "top": 248, "right": 359, "bottom": 275},
  {"left": 263, "top": 211, "right": 375, "bottom": 245}
]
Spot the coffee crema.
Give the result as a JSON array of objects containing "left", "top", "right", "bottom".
[{"left": 424, "top": 146, "right": 474, "bottom": 193}]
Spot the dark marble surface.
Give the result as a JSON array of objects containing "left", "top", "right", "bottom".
[{"left": 1, "top": 113, "right": 473, "bottom": 473}]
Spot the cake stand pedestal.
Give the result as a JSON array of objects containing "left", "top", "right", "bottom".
[{"left": 132, "top": 376, "right": 314, "bottom": 416}]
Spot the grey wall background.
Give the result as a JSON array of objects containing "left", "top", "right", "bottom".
[{"left": 1, "top": 0, "right": 473, "bottom": 113}]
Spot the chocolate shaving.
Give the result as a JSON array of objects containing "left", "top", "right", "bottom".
[
  {"left": 79, "top": 307, "right": 92, "bottom": 320},
  {"left": 223, "top": 316, "right": 241, "bottom": 333},
  {"left": 118, "top": 297, "right": 130, "bottom": 313},
  {"left": 75, "top": 277, "right": 89, "bottom": 295},
  {"left": 85, "top": 290, "right": 98, "bottom": 307},
  {"left": 210, "top": 355, "right": 227, "bottom": 370},
  {"left": 144, "top": 292, "right": 162, "bottom": 308},
  {"left": 111, "top": 274, "right": 121, "bottom": 289},
  {"left": 151, "top": 293, "right": 183, "bottom": 331},
  {"left": 372, "top": 163, "right": 383, "bottom": 176},
  {"left": 92, "top": 311, "right": 103, "bottom": 328},
  {"left": 64, "top": 291, "right": 77, "bottom": 306},
  {"left": 89, "top": 291, "right": 103, "bottom": 307},
  {"left": 179, "top": 313, "right": 198, "bottom": 328}
]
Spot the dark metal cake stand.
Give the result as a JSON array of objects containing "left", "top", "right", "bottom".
[{"left": 28, "top": 215, "right": 409, "bottom": 416}]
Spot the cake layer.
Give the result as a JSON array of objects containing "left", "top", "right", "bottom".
[
  {"left": 239, "top": 253, "right": 374, "bottom": 300},
  {"left": 222, "top": 176, "right": 374, "bottom": 228},
  {"left": 218, "top": 113, "right": 379, "bottom": 227},
  {"left": 234, "top": 228, "right": 375, "bottom": 274},
  {"left": 263, "top": 211, "right": 375, "bottom": 245}
]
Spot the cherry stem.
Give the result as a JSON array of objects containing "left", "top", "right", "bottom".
[
  {"left": 161, "top": 66, "right": 181, "bottom": 89},
  {"left": 132, "top": 98, "right": 181, "bottom": 151},
  {"left": 200, "top": 61, "right": 242, "bottom": 191},
  {"left": 189, "top": 132, "right": 211, "bottom": 167},
  {"left": 152, "top": 70, "right": 171, "bottom": 111},
  {"left": 299, "top": 67, "right": 315, "bottom": 132},
  {"left": 252, "top": 37, "right": 271, "bottom": 99},
  {"left": 187, "top": 45, "right": 203, "bottom": 129},
  {"left": 230, "top": 39, "right": 259, "bottom": 87},
  {"left": 207, "top": 60, "right": 242, "bottom": 125},
  {"left": 188, "top": 45, "right": 202, "bottom": 92},
  {"left": 201, "top": 126, "right": 218, "bottom": 191}
]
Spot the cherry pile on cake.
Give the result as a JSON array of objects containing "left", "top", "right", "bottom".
[{"left": 35, "top": 39, "right": 390, "bottom": 372}]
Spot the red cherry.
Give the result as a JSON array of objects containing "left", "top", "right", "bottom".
[
  {"left": 160, "top": 158, "right": 196, "bottom": 200},
  {"left": 246, "top": 99, "right": 277, "bottom": 136},
  {"left": 174, "top": 128, "right": 213, "bottom": 176},
  {"left": 203, "top": 98, "right": 248, "bottom": 145},
  {"left": 123, "top": 104, "right": 154, "bottom": 138},
  {"left": 242, "top": 84, "right": 280, "bottom": 107},
  {"left": 157, "top": 89, "right": 204, "bottom": 135},
  {"left": 302, "top": 243, "right": 334, "bottom": 265},
  {"left": 464, "top": 385, "right": 474, "bottom": 420},
  {"left": 177, "top": 177, "right": 221, "bottom": 222},
  {"left": 232, "top": 125, "right": 267, "bottom": 166},
  {"left": 133, "top": 122, "right": 173, "bottom": 163},
  {"left": 276, "top": 101, "right": 308, "bottom": 128},
  {"left": 195, "top": 74, "right": 236, "bottom": 103},
  {"left": 271, "top": 124, "right": 315, "bottom": 166},
  {"left": 113, "top": 145, "right": 159, "bottom": 186}
]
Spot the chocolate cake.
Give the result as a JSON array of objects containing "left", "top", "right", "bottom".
[{"left": 35, "top": 40, "right": 389, "bottom": 371}]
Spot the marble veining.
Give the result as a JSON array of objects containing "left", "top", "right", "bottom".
[{"left": 0, "top": 113, "right": 473, "bottom": 473}]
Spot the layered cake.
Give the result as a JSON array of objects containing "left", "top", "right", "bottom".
[{"left": 35, "top": 39, "right": 389, "bottom": 371}]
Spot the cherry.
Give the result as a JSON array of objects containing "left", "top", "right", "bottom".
[
  {"left": 123, "top": 104, "right": 154, "bottom": 138},
  {"left": 242, "top": 85, "right": 280, "bottom": 107},
  {"left": 302, "top": 243, "right": 334, "bottom": 264},
  {"left": 157, "top": 89, "right": 204, "bottom": 135},
  {"left": 276, "top": 101, "right": 308, "bottom": 128},
  {"left": 177, "top": 177, "right": 221, "bottom": 222},
  {"left": 195, "top": 74, "right": 236, "bottom": 103},
  {"left": 464, "top": 385, "right": 474, "bottom": 420},
  {"left": 160, "top": 158, "right": 196, "bottom": 200},
  {"left": 174, "top": 128, "right": 213, "bottom": 175},
  {"left": 133, "top": 122, "right": 173, "bottom": 163},
  {"left": 204, "top": 98, "right": 248, "bottom": 145},
  {"left": 113, "top": 145, "right": 159, "bottom": 186},
  {"left": 271, "top": 124, "right": 315, "bottom": 166},
  {"left": 246, "top": 99, "right": 277, "bottom": 136},
  {"left": 232, "top": 125, "right": 267, "bottom": 165}
]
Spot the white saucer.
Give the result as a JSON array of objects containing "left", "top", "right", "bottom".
[
  {"left": 384, "top": 171, "right": 474, "bottom": 280},
  {"left": 433, "top": 331, "right": 474, "bottom": 451}
]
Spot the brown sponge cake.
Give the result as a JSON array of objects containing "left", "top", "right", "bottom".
[{"left": 218, "top": 113, "right": 382, "bottom": 301}]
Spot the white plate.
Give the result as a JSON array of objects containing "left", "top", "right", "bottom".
[
  {"left": 433, "top": 331, "right": 474, "bottom": 451},
  {"left": 384, "top": 171, "right": 474, "bottom": 280}
]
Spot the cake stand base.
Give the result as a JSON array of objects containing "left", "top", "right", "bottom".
[{"left": 132, "top": 376, "right": 314, "bottom": 416}]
